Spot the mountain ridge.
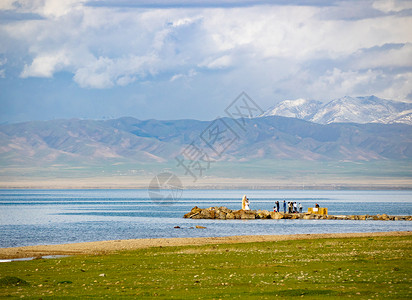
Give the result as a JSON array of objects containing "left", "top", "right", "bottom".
[
  {"left": 260, "top": 96, "right": 412, "bottom": 125},
  {"left": 1, "top": 115, "right": 411, "bottom": 168}
]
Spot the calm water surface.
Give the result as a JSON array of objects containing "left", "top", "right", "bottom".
[{"left": 0, "top": 189, "right": 411, "bottom": 248}]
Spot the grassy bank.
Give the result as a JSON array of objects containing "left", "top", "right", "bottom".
[{"left": 1, "top": 235, "right": 411, "bottom": 299}]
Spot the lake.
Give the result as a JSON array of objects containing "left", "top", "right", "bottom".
[{"left": 0, "top": 189, "right": 411, "bottom": 248}]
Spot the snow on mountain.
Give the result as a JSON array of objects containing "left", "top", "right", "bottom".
[
  {"left": 378, "top": 110, "right": 412, "bottom": 125},
  {"left": 260, "top": 98, "right": 322, "bottom": 119},
  {"left": 261, "top": 96, "right": 412, "bottom": 125}
]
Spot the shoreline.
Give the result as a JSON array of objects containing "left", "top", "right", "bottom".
[{"left": 1, "top": 231, "right": 410, "bottom": 259}]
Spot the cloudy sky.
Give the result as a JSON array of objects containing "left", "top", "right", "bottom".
[{"left": 1, "top": 0, "right": 411, "bottom": 123}]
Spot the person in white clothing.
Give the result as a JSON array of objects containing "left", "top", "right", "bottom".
[{"left": 244, "top": 197, "right": 250, "bottom": 210}]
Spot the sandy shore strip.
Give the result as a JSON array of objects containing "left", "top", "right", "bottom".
[{"left": 1, "top": 231, "right": 411, "bottom": 259}]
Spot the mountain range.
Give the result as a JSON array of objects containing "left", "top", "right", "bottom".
[
  {"left": 1, "top": 114, "right": 411, "bottom": 169},
  {"left": 1, "top": 96, "right": 411, "bottom": 187},
  {"left": 260, "top": 96, "right": 412, "bottom": 125}
]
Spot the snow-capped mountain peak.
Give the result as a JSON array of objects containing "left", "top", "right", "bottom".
[
  {"left": 261, "top": 98, "right": 322, "bottom": 119},
  {"left": 260, "top": 96, "right": 412, "bottom": 125}
]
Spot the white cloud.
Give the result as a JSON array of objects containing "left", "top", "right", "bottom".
[
  {"left": 20, "top": 50, "right": 71, "bottom": 78},
  {"left": 373, "top": 0, "right": 412, "bottom": 13},
  {"left": 199, "top": 55, "right": 232, "bottom": 69},
  {"left": 0, "top": 0, "right": 17, "bottom": 10},
  {"left": 171, "top": 16, "right": 202, "bottom": 27},
  {"left": 376, "top": 72, "right": 412, "bottom": 101},
  {"left": 170, "top": 73, "right": 183, "bottom": 82},
  {"left": 73, "top": 56, "right": 114, "bottom": 88},
  {"left": 313, "top": 68, "right": 380, "bottom": 96},
  {"left": 40, "top": 0, "right": 85, "bottom": 18},
  {"left": 1, "top": 0, "right": 86, "bottom": 18},
  {"left": 1, "top": 0, "right": 412, "bottom": 102},
  {"left": 353, "top": 43, "right": 412, "bottom": 70},
  {"left": 73, "top": 55, "right": 159, "bottom": 88},
  {"left": 169, "top": 68, "right": 197, "bottom": 82}
]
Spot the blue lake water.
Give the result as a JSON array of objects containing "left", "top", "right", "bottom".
[{"left": 0, "top": 189, "right": 411, "bottom": 248}]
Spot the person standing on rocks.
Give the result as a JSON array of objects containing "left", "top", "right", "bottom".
[
  {"left": 299, "top": 203, "right": 303, "bottom": 213},
  {"left": 275, "top": 201, "right": 280, "bottom": 213},
  {"left": 283, "top": 200, "right": 286, "bottom": 213}
]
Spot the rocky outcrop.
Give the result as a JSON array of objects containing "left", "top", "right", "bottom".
[{"left": 183, "top": 207, "right": 412, "bottom": 221}]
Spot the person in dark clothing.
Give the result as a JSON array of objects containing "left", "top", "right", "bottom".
[
  {"left": 283, "top": 200, "right": 286, "bottom": 213},
  {"left": 275, "top": 201, "right": 280, "bottom": 213}
]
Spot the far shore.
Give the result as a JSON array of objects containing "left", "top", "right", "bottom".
[
  {"left": 1, "top": 231, "right": 410, "bottom": 259},
  {"left": 1, "top": 175, "right": 412, "bottom": 190}
]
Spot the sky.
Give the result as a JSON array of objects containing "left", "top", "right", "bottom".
[{"left": 0, "top": 0, "right": 411, "bottom": 123}]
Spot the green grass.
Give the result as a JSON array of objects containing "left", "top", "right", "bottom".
[{"left": 0, "top": 236, "right": 411, "bottom": 299}]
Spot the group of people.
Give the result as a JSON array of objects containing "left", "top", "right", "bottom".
[
  {"left": 274, "top": 200, "right": 302, "bottom": 213},
  {"left": 242, "top": 196, "right": 303, "bottom": 213}
]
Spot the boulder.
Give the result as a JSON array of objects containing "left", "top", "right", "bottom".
[
  {"left": 232, "top": 210, "right": 242, "bottom": 219},
  {"left": 378, "top": 214, "right": 390, "bottom": 221},
  {"left": 283, "top": 213, "right": 294, "bottom": 219},
  {"left": 215, "top": 211, "right": 227, "bottom": 220},
  {"left": 200, "top": 209, "right": 215, "bottom": 219},
  {"left": 257, "top": 210, "right": 271, "bottom": 219},
  {"left": 303, "top": 214, "right": 315, "bottom": 220},
  {"left": 184, "top": 206, "right": 202, "bottom": 218},
  {"left": 241, "top": 211, "right": 256, "bottom": 219},
  {"left": 218, "top": 206, "right": 232, "bottom": 214},
  {"left": 232, "top": 210, "right": 255, "bottom": 219},
  {"left": 270, "top": 212, "right": 284, "bottom": 219},
  {"left": 190, "top": 213, "right": 203, "bottom": 219},
  {"left": 226, "top": 212, "right": 235, "bottom": 219}
]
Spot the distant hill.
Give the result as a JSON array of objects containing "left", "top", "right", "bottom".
[
  {"left": 1, "top": 116, "right": 411, "bottom": 168},
  {"left": 260, "top": 96, "right": 412, "bottom": 125}
]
